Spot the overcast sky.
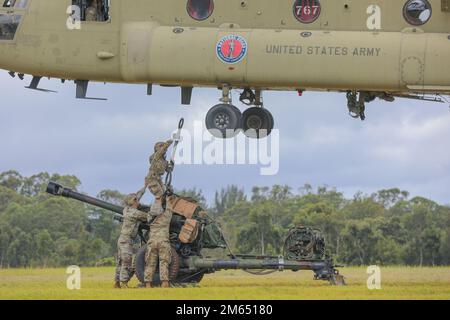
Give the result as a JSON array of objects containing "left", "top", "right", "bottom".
[{"left": 1, "top": 72, "right": 449, "bottom": 205}]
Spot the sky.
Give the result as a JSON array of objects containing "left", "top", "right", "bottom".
[{"left": 0, "top": 72, "right": 449, "bottom": 205}]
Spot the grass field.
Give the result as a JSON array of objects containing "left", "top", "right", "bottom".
[{"left": 0, "top": 267, "right": 449, "bottom": 300}]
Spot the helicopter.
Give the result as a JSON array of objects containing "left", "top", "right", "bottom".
[{"left": 0, "top": 0, "right": 449, "bottom": 138}]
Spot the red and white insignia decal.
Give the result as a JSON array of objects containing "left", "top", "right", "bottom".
[{"left": 216, "top": 35, "right": 248, "bottom": 64}]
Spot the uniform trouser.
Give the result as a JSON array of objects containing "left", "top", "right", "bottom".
[
  {"left": 115, "top": 239, "right": 134, "bottom": 282},
  {"left": 144, "top": 239, "right": 171, "bottom": 282},
  {"left": 145, "top": 174, "right": 165, "bottom": 198}
]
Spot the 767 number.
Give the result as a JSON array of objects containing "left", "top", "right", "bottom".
[{"left": 296, "top": 5, "right": 319, "bottom": 16}]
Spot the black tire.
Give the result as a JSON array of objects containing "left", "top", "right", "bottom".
[
  {"left": 242, "top": 107, "right": 274, "bottom": 139},
  {"left": 135, "top": 245, "right": 180, "bottom": 285},
  {"left": 205, "top": 104, "right": 242, "bottom": 138}
]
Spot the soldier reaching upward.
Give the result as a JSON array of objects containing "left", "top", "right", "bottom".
[
  {"left": 145, "top": 139, "right": 174, "bottom": 216},
  {"left": 115, "top": 187, "right": 147, "bottom": 288}
]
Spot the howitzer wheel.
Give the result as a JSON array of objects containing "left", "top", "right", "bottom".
[
  {"left": 135, "top": 246, "right": 180, "bottom": 285},
  {"left": 283, "top": 227, "right": 326, "bottom": 260}
]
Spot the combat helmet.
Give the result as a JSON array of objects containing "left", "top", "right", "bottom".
[
  {"left": 154, "top": 141, "right": 166, "bottom": 152},
  {"left": 124, "top": 193, "right": 138, "bottom": 206}
]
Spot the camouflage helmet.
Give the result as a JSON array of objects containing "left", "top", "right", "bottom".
[
  {"left": 154, "top": 141, "right": 165, "bottom": 152},
  {"left": 123, "top": 193, "right": 138, "bottom": 206}
]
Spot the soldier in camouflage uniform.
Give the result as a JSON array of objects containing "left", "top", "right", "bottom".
[
  {"left": 85, "top": 0, "right": 98, "bottom": 21},
  {"left": 115, "top": 187, "right": 148, "bottom": 288},
  {"left": 144, "top": 206, "right": 173, "bottom": 288},
  {"left": 145, "top": 139, "right": 173, "bottom": 216}
]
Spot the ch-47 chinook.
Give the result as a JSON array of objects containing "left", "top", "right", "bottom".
[{"left": 0, "top": 0, "right": 449, "bottom": 138}]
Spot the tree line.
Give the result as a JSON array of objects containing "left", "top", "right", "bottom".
[{"left": 0, "top": 170, "right": 449, "bottom": 268}]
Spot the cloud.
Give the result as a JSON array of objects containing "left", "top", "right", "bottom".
[{"left": 0, "top": 72, "right": 449, "bottom": 204}]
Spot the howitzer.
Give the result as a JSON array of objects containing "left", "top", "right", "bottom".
[
  {"left": 46, "top": 182, "right": 345, "bottom": 286},
  {"left": 46, "top": 181, "right": 149, "bottom": 215}
]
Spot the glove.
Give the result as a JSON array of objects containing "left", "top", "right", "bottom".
[
  {"left": 167, "top": 160, "right": 175, "bottom": 172},
  {"left": 172, "top": 132, "right": 182, "bottom": 142}
]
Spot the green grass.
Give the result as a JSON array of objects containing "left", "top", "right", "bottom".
[{"left": 0, "top": 267, "right": 449, "bottom": 300}]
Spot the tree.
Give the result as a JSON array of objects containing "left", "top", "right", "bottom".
[
  {"left": 340, "top": 219, "right": 382, "bottom": 265},
  {"left": 372, "top": 188, "right": 409, "bottom": 208},
  {"left": 21, "top": 172, "right": 51, "bottom": 197},
  {"left": 236, "top": 202, "right": 283, "bottom": 255},
  {"left": 35, "top": 229, "right": 54, "bottom": 267},
  {"left": 213, "top": 185, "right": 246, "bottom": 217},
  {"left": 439, "top": 227, "right": 450, "bottom": 265},
  {"left": 0, "top": 170, "right": 23, "bottom": 192},
  {"left": 342, "top": 195, "right": 386, "bottom": 219},
  {"left": 269, "top": 185, "right": 292, "bottom": 202},
  {"left": 6, "top": 228, "right": 32, "bottom": 267},
  {"left": 251, "top": 186, "right": 270, "bottom": 202},
  {"left": 97, "top": 189, "right": 125, "bottom": 205},
  {"left": 0, "top": 222, "right": 13, "bottom": 268}
]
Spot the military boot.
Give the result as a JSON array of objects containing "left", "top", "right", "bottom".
[
  {"left": 161, "top": 281, "right": 170, "bottom": 288},
  {"left": 145, "top": 282, "right": 153, "bottom": 289},
  {"left": 114, "top": 281, "right": 121, "bottom": 289}
]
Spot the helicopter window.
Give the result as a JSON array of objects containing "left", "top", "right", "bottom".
[
  {"left": 0, "top": 14, "right": 21, "bottom": 40},
  {"left": 2, "top": 0, "right": 28, "bottom": 8},
  {"left": 72, "top": 0, "right": 110, "bottom": 22},
  {"left": 293, "top": 0, "right": 321, "bottom": 24},
  {"left": 403, "top": 0, "right": 432, "bottom": 26},
  {"left": 187, "top": 0, "right": 214, "bottom": 21}
]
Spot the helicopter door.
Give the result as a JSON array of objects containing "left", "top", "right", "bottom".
[
  {"left": 0, "top": 0, "right": 28, "bottom": 42},
  {"left": 400, "top": 31, "right": 426, "bottom": 88}
]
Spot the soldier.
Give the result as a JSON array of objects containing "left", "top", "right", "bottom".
[
  {"left": 145, "top": 139, "right": 174, "bottom": 216},
  {"left": 115, "top": 187, "right": 147, "bottom": 288},
  {"left": 85, "top": 0, "right": 98, "bottom": 21},
  {"left": 144, "top": 204, "right": 173, "bottom": 288}
]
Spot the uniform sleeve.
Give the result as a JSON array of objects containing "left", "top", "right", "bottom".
[
  {"left": 152, "top": 140, "right": 173, "bottom": 161},
  {"left": 131, "top": 208, "right": 149, "bottom": 222},
  {"left": 136, "top": 186, "right": 146, "bottom": 201}
]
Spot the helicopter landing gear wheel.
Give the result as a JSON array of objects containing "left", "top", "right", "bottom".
[
  {"left": 242, "top": 107, "right": 274, "bottom": 139},
  {"left": 205, "top": 103, "right": 242, "bottom": 138}
]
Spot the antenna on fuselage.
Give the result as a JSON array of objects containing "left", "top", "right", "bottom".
[
  {"left": 25, "top": 76, "right": 57, "bottom": 93},
  {"left": 75, "top": 80, "right": 107, "bottom": 101}
]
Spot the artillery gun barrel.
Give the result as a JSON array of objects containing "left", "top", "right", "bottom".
[
  {"left": 186, "top": 256, "right": 333, "bottom": 272},
  {"left": 46, "top": 181, "right": 125, "bottom": 215}
]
